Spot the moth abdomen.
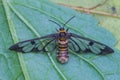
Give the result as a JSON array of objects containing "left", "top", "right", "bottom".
[{"left": 57, "top": 51, "right": 69, "bottom": 64}]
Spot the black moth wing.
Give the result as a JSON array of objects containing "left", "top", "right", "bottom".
[
  {"left": 69, "top": 33, "right": 114, "bottom": 54},
  {"left": 9, "top": 33, "right": 58, "bottom": 53}
]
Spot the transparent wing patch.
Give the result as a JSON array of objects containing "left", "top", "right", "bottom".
[
  {"left": 69, "top": 38, "right": 81, "bottom": 53},
  {"left": 69, "top": 33, "right": 114, "bottom": 54},
  {"left": 9, "top": 34, "right": 57, "bottom": 53}
]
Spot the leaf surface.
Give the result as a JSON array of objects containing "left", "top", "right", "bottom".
[{"left": 0, "top": 0, "right": 119, "bottom": 80}]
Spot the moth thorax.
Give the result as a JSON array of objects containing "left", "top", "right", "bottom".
[
  {"left": 57, "top": 52, "right": 69, "bottom": 63},
  {"left": 59, "top": 31, "right": 67, "bottom": 39},
  {"left": 59, "top": 29, "right": 66, "bottom": 33}
]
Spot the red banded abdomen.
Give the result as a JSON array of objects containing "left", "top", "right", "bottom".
[{"left": 57, "top": 38, "right": 69, "bottom": 63}]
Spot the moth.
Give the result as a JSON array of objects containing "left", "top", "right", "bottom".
[{"left": 9, "top": 16, "right": 114, "bottom": 63}]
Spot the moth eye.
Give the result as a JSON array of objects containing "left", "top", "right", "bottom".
[{"left": 89, "top": 41, "right": 94, "bottom": 46}]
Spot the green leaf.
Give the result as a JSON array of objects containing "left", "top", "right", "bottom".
[
  {"left": 0, "top": 0, "right": 119, "bottom": 80},
  {"left": 51, "top": 0, "right": 120, "bottom": 50}
]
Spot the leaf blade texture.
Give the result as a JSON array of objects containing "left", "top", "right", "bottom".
[{"left": 0, "top": 0, "right": 119, "bottom": 80}]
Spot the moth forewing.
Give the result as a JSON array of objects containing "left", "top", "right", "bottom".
[
  {"left": 69, "top": 33, "right": 114, "bottom": 54},
  {"left": 69, "top": 38, "right": 80, "bottom": 52},
  {"left": 9, "top": 34, "right": 57, "bottom": 53},
  {"left": 89, "top": 46, "right": 101, "bottom": 54},
  {"left": 18, "top": 41, "right": 31, "bottom": 47},
  {"left": 75, "top": 37, "right": 89, "bottom": 51}
]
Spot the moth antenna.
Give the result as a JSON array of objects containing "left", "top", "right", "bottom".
[
  {"left": 56, "top": 28, "right": 59, "bottom": 32},
  {"left": 49, "top": 20, "right": 61, "bottom": 28},
  {"left": 63, "top": 16, "right": 75, "bottom": 27}
]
